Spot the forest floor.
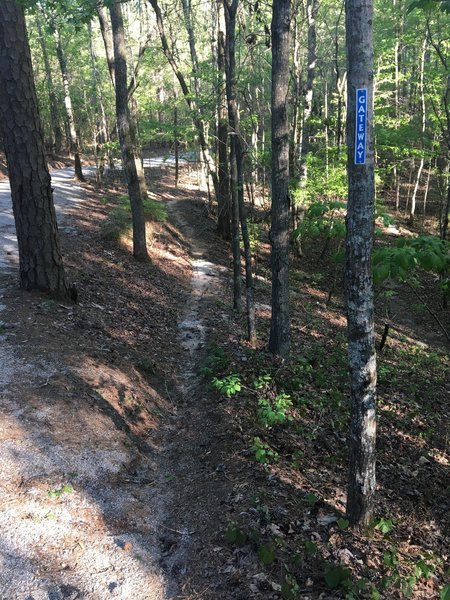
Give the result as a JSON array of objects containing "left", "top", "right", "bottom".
[{"left": 0, "top": 159, "right": 448, "bottom": 600}]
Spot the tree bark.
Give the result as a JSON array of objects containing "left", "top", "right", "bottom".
[
  {"left": 88, "top": 20, "right": 109, "bottom": 183},
  {"left": 54, "top": 31, "right": 84, "bottom": 181},
  {"left": 216, "top": 0, "right": 231, "bottom": 240},
  {"left": 35, "top": 15, "right": 63, "bottom": 155},
  {"left": 97, "top": 4, "right": 116, "bottom": 88},
  {"left": 146, "top": 0, "right": 219, "bottom": 200},
  {"left": 0, "top": 0, "right": 70, "bottom": 299},
  {"left": 110, "top": 0, "right": 149, "bottom": 260},
  {"left": 345, "top": 0, "right": 377, "bottom": 530},
  {"left": 293, "top": 0, "right": 318, "bottom": 256},
  {"left": 269, "top": 0, "right": 291, "bottom": 357},
  {"left": 224, "top": 0, "right": 242, "bottom": 313}
]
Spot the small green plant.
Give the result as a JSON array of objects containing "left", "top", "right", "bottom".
[
  {"left": 324, "top": 563, "right": 352, "bottom": 590},
  {"left": 441, "top": 583, "right": 450, "bottom": 600},
  {"left": 200, "top": 343, "right": 230, "bottom": 378},
  {"left": 305, "top": 493, "right": 318, "bottom": 506},
  {"left": 337, "top": 517, "right": 349, "bottom": 529},
  {"left": 225, "top": 523, "right": 248, "bottom": 546},
  {"left": 47, "top": 483, "right": 73, "bottom": 498},
  {"left": 211, "top": 374, "right": 241, "bottom": 397},
  {"left": 281, "top": 577, "right": 300, "bottom": 600},
  {"left": 374, "top": 517, "right": 395, "bottom": 535},
  {"left": 304, "top": 540, "right": 318, "bottom": 556},
  {"left": 253, "top": 373, "right": 272, "bottom": 390},
  {"left": 257, "top": 543, "right": 276, "bottom": 565},
  {"left": 258, "top": 393, "right": 292, "bottom": 427},
  {"left": 252, "top": 437, "right": 279, "bottom": 464}
]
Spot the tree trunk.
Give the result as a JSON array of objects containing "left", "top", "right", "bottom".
[
  {"left": 35, "top": 16, "right": 63, "bottom": 155},
  {"left": 146, "top": 0, "right": 219, "bottom": 201},
  {"left": 224, "top": 0, "right": 242, "bottom": 313},
  {"left": 345, "top": 0, "right": 377, "bottom": 530},
  {"left": 0, "top": 0, "right": 70, "bottom": 299},
  {"left": 110, "top": 1, "right": 149, "bottom": 261},
  {"left": 88, "top": 21, "right": 109, "bottom": 184},
  {"left": 269, "top": 0, "right": 291, "bottom": 357},
  {"left": 97, "top": 4, "right": 116, "bottom": 88},
  {"left": 217, "top": 0, "right": 231, "bottom": 240},
  {"left": 409, "top": 36, "right": 427, "bottom": 224},
  {"left": 293, "top": 0, "right": 318, "bottom": 256},
  {"left": 55, "top": 31, "right": 84, "bottom": 181}
]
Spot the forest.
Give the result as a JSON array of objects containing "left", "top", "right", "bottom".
[{"left": 0, "top": 0, "right": 448, "bottom": 598}]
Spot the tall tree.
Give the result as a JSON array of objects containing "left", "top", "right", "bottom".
[
  {"left": 269, "top": 0, "right": 291, "bottom": 357},
  {"left": 35, "top": 15, "right": 63, "bottom": 155},
  {"left": 110, "top": 0, "right": 149, "bottom": 260},
  {"left": 224, "top": 0, "right": 257, "bottom": 343},
  {"left": 0, "top": 0, "right": 70, "bottom": 299},
  {"left": 216, "top": 0, "right": 231, "bottom": 240},
  {"left": 345, "top": 0, "right": 377, "bottom": 529},
  {"left": 54, "top": 29, "right": 84, "bottom": 181}
]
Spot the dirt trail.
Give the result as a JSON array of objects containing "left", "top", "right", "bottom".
[
  {"left": 0, "top": 164, "right": 238, "bottom": 599},
  {"left": 0, "top": 168, "right": 170, "bottom": 599}
]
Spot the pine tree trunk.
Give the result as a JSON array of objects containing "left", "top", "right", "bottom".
[
  {"left": 55, "top": 31, "right": 84, "bottom": 181},
  {"left": 110, "top": 1, "right": 149, "bottom": 261},
  {"left": 217, "top": 0, "right": 231, "bottom": 240},
  {"left": 345, "top": 0, "right": 377, "bottom": 530},
  {"left": 269, "top": 0, "right": 291, "bottom": 357},
  {"left": 35, "top": 16, "right": 63, "bottom": 155},
  {"left": 0, "top": 0, "right": 70, "bottom": 299}
]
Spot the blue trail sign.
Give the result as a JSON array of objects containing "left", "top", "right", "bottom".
[{"left": 354, "top": 88, "right": 367, "bottom": 165}]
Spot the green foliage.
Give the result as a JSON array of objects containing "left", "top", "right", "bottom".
[
  {"left": 304, "top": 540, "right": 318, "bottom": 555},
  {"left": 252, "top": 437, "right": 279, "bottom": 464},
  {"left": 281, "top": 578, "right": 300, "bottom": 600},
  {"left": 257, "top": 543, "right": 276, "bottom": 565},
  {"left": 324, "top": 563, "right": 352, "bottom": 590},
  {"left": 291, "top": 151, "right": 348, "bottom": 206},
  {"left": 305, "top": 493, "right": 318, "bottom": 506},
  {"left": 211, "top": 374, "right": 241, "bottom": 397},
  {"left": 373, "top": 235, "right": 449, "bottom": 289},
  {"left": 102, "top": 195, "right": 167, "bottom": 240},
  {"left": 293, "top": 200, "right": 346, "bottom": 242},
  {"left": 225, "top": 523, "right": 248, "bottom": 546},
  {"left": 441, "top": 583, "right": 450, "bottom": 599},
  {"left": 47, "top": 483, "right": 73, "bottom": 498},
  {"left": 258, "top": 393, "right": 292, "bottom": 427},
  {"left": 408, "top": 0, "right": 450, "bottom": 13},
  {"left": 337, "top": 517, "right": 349, "bottom": 529},
  {"left": 200, "top": 343, "right": 230, "bottom": 378},
  {"left": 374, "top": 517, "right": 395, "bottom": 534}
]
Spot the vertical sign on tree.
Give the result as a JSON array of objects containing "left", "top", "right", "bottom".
[
  {"left": 355, "top": 88, "right": 367, "bottom": 164},
  {"left": 345, "top": 0, "right": 377, "bottom": 529}
]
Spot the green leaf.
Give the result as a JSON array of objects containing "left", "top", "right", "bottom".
[
  {"left": 305, "top": 493, "right": 318, "bottom": 506},
  {"left": 375, "top": 517, "right": 394, "bottom": 534},
  {"left": 440, "top": 583, "right": 450, "bottom": 600},
  {"left": 258, "top": 544, "right": 276, "bottom": 565},
  {"left": 304, "top": 540, "right": 317, "bottom": 555},
  {"left": 324, "top": 564, "right": 351, "bottom": 589},
  {"left": 337, "top": 517, "right": 349, "bottom": 529},
  {"left": 373, "top": 262, "right": 390, "bottom": 285},
  {"left": 225, "top": 525, "right": 247, "bottom": 546}
]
